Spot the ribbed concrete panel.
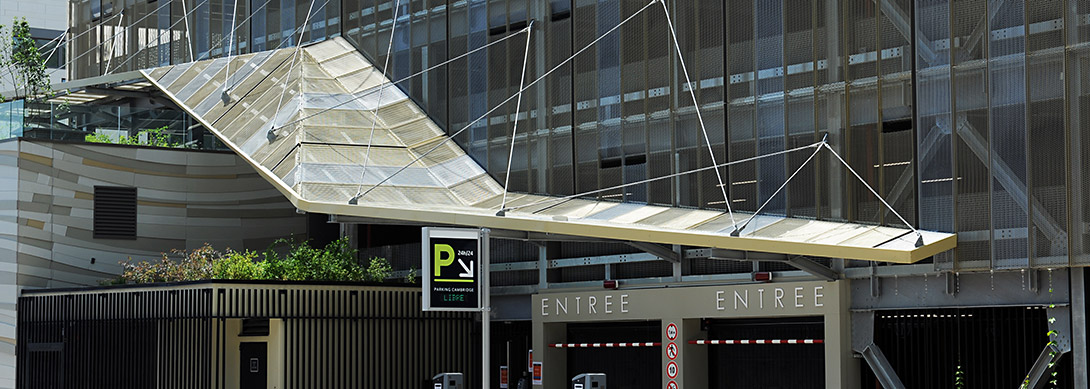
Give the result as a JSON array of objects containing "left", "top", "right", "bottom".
[
  {"left": 0, "top": 136, "right": 311, "bottom": 382},
  {"left": 143, "top": 37, "right": 956, "bottom": 265},
  {"left": 1, "top": 140, "right": 314, "bottom": 382}
]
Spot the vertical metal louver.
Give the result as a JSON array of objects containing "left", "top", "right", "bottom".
[{"left": 93, "top": 186, "right": 137, "bottom": 239}]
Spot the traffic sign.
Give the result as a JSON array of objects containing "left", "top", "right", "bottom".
[
  {"left": 666, "top": 381, "right": 678, "bottom": 389},
  {"left": 422, "top": 227, "right": 482, "bottom": 311},
  {"left": 666, "top": 322, "right": 678, "bottom": 340},
  {"left": 666, "top": 342, "right": 678, "bottom": 360},
  {"left": 666, "top": 361, "right": 678, "bottom": 379}
]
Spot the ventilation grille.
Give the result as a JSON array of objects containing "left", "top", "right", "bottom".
[{"left": 93, "top": 186, "right": 137, "bottom": 239}]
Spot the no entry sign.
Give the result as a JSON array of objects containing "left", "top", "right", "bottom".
[{"left": 666, "top": 342, "right": 678, "bottom": 360}]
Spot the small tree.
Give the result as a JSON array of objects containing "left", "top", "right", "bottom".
[{"left": 0, "top": 17, "right": 51, "bottom": 102}]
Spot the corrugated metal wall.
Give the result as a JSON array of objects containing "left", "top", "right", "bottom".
[{"left": 17, "top": 284, "right": 480, "bottom": 389}]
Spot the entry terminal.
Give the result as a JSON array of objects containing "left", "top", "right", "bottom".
[
  {"left": 572, "top": 373, "right": 606, "bottom": 389},
  {"left": 432, "top": 372, "right": 464, "bottom": 389}
]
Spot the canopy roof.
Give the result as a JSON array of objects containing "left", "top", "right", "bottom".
[{"left": 141, "top": 37, "right": 955, "bottom": 264}]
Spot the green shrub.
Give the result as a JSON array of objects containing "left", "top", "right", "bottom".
[
  {"left": 365, "top": 257, "right": 392, "bottom": 283},
  {"left": 84, "top": 126, "right": 181, "bottom": 148},
  {"left": 120, "top": 244, "right": 217, "bottom": 283},
  {"left": 113, "top": 237, "right": 391, "bottom": 284},
  {"left": 212, "top": 250, "right": 264, "bottom": 280}
]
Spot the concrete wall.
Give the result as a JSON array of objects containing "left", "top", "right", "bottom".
[{"left": 0, "top": 138, "right": 308, "bottom": 388}]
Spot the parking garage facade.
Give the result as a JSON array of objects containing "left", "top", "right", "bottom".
[{"left": 4, "top": 0, "right": 1084, "bottom": 387}]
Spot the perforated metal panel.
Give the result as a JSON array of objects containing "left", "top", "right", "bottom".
[{"left": 142, "top": 37, "right": 955, "bottom": 264}]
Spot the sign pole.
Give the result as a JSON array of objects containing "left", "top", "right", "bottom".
[{"left": 481, "top": 228, "right": 491, "bottom": 389}]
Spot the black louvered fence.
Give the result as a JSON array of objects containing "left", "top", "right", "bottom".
[{"left": 17, "top": 281, "right": 479, "bottom": 389}]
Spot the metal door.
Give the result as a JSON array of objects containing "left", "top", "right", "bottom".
[{"left": 240, "top": 342, "right": 267, "bottom": 389}]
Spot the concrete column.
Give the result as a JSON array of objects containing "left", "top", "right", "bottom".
[
  {"left": 532, "top": 321, "right": 567, "bottom": 389},
  {"left": 676, "top": 318, "right": 707, "bottom": 388},
  {"left": 826, "top": 281, "right": 859, "bottom": 389}
]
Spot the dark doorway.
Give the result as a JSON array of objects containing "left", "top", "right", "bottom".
[
  {"left": 707, "top": 317, "right": 825, "bottom": 389},
  {"left": 491, "top": 321, "right": 533, "bottom": 383},
  {"left": 239, "top": 342, "right": 268, "bottom": 389}
]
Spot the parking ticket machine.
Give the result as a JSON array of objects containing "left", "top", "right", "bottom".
[
  {"left": 571, "top": 373, "right": 606, "bottom": 389},
  {"left": 431, "top": 373, "right": 463, "bottom": 389}
]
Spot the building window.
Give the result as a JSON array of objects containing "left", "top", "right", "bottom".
[{"left": 93, "top": 186, "right": 137, "bottom": 239}]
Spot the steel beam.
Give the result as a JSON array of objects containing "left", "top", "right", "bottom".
[
  {"left": 873, "top": 0, "right": 938, "bottom": 64},
  {"left": 852, "top": 269, "right": 1072, "bottom": 310},
  {"left": 878, "top": 122, "right": 948, "bottom": 222},
  {"left": 956, "top": 116, "right": 1067, "bottom": 250},
  {"left": 627, "top": 241, "right": 681, "bottom": 263},
  {"left": 772, "top": 256, "right": 839, "bottom": 281},
  {"left": 687, "top": 248, "right": 788, "bottom": 262},
  {"left": 960, "top": 0, "right": 1006, "bottom": 61},
  {"left": 1020, "top": 343, "right": 1066, "bottom": 389},
  {"left": 852, "top": 311, "right": 906, "bottom": 389},
  {"left": 861, "top": 345, "right": 906, "bottom": 389}
]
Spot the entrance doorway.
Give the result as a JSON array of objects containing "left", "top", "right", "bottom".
[
  {"left": 565, "top": 321, "right": 661, "bottom": 388},
  {"left": 239, "top": 342, "right": 267, "bottom": 389},
  {"left": 706, "top": 317, "right": 824, "bottom": 388}
]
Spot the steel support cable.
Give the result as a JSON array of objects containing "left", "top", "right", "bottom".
[
  {"left": 497, "top": 20, "right": 535, "bottom": 215},
  {"left": 37, "top": 28, "right": 68, "bottom": 68},
  {"left": 222, "top": 0, "right": 241, "bottom": 97},
  {"left": 349, "top": 0, "right": 404, "bottom": 203},
  {"left": 729, "top": 135, "right": 826, "bottom": 236},
  {"left": 354, "top": 0, "right": 660, "bottom": 202},
  {"left": 100, "top": 0, "right": 213, "bottom": 74},
  {"left": 181, "top": 0, "right": 197, "bottom": 62},
  {"left": 44, "top": 4, "right": 164, "bottom": 78},
  {"left": 272, "top": 0, "right": 319, "bottom": 131},
  {"left": 215, "top": 0, "right": 275, "bottom": 90},
  {"left": 288, "top": 25, "right": 532, "bottom": 198},
  {"left": 502, "top": 142, "right": 823, "bottom": 214},
  {"left": 104, "top": 12, "right": 125, "bottom": 73},
  {"left": 658, "top": 0, "right": 735, "bottom": 225},
  {"left": 113, "top": 0, "right": 279, "bottom": 76},
  {"left": 0, "top": 27, "right": 67, "bottom": 91},
  {"left": 273, "top": 23, "right": 534, "bottom": 132},
  {"left": 208, "top": 0, "right": 331, "bottom": 133},
  {"left": 822, "top": 142, "right": 924, "bottom": 246},
  {"left": 108, "top": 0, "right": 274, "bottom": 82}
]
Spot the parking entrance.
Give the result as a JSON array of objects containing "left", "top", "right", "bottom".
[
  {"left": 704, "top": 317, "right": 825, "bottom": 389},
  {"left": 561, "top": 321, "right": 661, "bottom": 388}
]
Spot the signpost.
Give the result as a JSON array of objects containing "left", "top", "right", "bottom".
[{"left": 423, "top": 227, "right": 490, "bottom": 388}]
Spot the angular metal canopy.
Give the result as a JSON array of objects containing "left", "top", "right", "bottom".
[{"left": 141, "top": 37, "right": 955, "bottom": 264}]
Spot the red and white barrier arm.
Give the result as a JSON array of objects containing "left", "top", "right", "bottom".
[
  {"left": 688, "top": 339, "right": 824, "bottom": 345},
  {"left": 549, "top": 342, "right": 661, "bottom": 348}
]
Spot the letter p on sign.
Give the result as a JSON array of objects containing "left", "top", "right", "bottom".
[{"left": 434, "top": 244, "right": 454, "bottom": 276}]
